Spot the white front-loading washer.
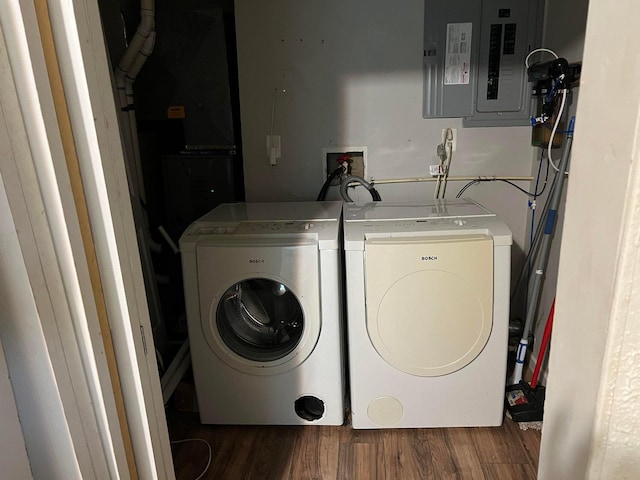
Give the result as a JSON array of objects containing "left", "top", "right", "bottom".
[
  {"left": 180, "top": 202, "right": 345, "bottom": 425},
  {"left": 343, "top": 200, "right": 512, "bottom": 428}
]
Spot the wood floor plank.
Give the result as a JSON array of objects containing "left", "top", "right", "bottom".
[
  {"left": 481, "top": 462, "right": 538, "bottom": 480},
  {"left": 242, "top": 426, "right": 296, "bottom": 480},
  {"left": 446, "top": 428, "right": 486, "bottom": 480},
  {"left": 504, "top": 417, "right": 542, "bottom": 467},
  {"left": 207, "top": 426, "right": 256, "bottom": 479},
  {"left": 470, "top": 422, "right": 529, "bottom": 465},
  {"left": 380, "top": 430, "right": 423, "bottom": 480},
  {"left": 288, "top": 426, "right": 340, "bottom": 480},
  {"left": 337, "top": 441, "right": 380, "bottom": 480},
  {"left": 171, "top": 438, "right": 213, "bottom": 480},
  {"left": 417, "top": 429, "right": 459, "bottom": 480},
  {"left": 318, "top": 427, "right": 341, "bottom": 480},
  {"left": 167, "top": 410, "right": 541, "bottom": 480}
]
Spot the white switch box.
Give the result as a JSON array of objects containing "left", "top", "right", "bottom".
[{"left": 266, "top": 135, "right": 281, "bottom": 165}]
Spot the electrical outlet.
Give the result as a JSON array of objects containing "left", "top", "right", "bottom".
[
  {"left": 266, "top": 135, "right": 281, "bottom": 165},
  {"left": 442, "top": 128, "right": 457, "bottom": 152},
  {"left": 322, "top": 147, "right": 367, "bottom": 182}
]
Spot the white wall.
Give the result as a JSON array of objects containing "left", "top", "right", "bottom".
[{"left": 235, "top": 0, "right": 535, "bottom": 255}]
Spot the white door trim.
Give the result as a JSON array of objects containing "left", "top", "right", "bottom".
[
  {"left": 0, "top": 0, "right": 173, "bottom": 477},
  {"left": 44, "top": 0, "right": 174, "bottom": 476}
]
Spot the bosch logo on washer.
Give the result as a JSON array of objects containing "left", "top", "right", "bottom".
[
  {"left": 249, "top": 258, "right": 265, "bottom": 264},
  {"left": 421, "top": 255, "right": 438, "bottom": 261}
]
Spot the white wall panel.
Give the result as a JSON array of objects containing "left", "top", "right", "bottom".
[{"left": 235, "top": 0, "right": 535, "bottom": 251}]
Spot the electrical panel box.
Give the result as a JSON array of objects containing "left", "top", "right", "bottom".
[{"left": 423, "top": 0, "right": 544, "bottom": 127}]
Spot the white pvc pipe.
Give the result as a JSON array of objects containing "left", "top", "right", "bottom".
[
  {"left": 115, "top": 1, "right": 156, "bottom": 203},
  {"left": 369, "top": 175, "right": 535, "bottom": 185},
  {"left": 158, "top": 226, "right": 179, "bottom": 255},
  {"left": 115, "top": 0, "right": 155, "bottom": 76},
  {"left": 127, "top": 31, "right": 156, "bottom": 82}
]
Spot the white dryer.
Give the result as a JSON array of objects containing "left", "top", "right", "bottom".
[
  {"left": 343, "top": 200, "right": 512, "bottom": 428},
  {"left": 180, "top": 202, "right": 345, "bottom": 425}
]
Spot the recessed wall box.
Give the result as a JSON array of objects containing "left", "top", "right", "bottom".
[{"left": 423, "top": 0, "right": 544, "bottom": 127}]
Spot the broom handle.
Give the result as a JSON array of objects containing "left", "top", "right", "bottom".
[{"left": 531, "top": 299, "right": 555, "bottom": 389}]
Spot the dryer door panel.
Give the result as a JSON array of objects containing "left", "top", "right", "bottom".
[
  {"left": 196, "top": 241, "right": 320, "bottom": 375},
  {"left": 365, "top": 235, "right": 493, "bottom": 376}
]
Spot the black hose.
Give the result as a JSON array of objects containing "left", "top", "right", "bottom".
[
  {"left": 316, "top": 166, "right": 344, "bottom": 201},
  {"left": 340, "top": 175, "right": 382, "bottom": 202}
]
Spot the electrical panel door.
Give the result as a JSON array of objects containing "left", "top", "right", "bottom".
[{"left": 423, "top": 0, "right": 544, "bottom": 127}]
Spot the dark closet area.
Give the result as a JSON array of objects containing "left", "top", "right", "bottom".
[{"left": 97, "top": 0, "right": 244, "bottom": 382}]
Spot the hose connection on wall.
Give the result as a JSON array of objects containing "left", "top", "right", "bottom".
[{"left": 318, "top": 148, "right": 369, "bottom": 201}]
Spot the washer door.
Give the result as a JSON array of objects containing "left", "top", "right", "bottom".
[
  {"left": 365, "top": 235, "right": 493, "bottom": 377},
  {"left": 196, "top": 240, "right": 321, "bottom": 375},
  {"left": 216, "top": 278, "right": 304, "bottom": 362}
]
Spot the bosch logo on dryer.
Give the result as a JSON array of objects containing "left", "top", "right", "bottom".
[
  {"left": 248, "top": 258, "right": 265, "bottom": 264},
  {"left": 421, "top": 255, "right": 438, "bottom": 261}
]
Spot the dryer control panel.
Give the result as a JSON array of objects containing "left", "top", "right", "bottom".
[
  {"left": 235, "top": 221, "right": 321, "bottom": 234},
  {"left": 343, "top": 202, "right": 512, "bottom": 252}
]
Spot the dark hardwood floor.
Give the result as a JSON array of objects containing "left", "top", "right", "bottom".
[{"left": 167, "top": 409, "right": 541, "bottom": 480}]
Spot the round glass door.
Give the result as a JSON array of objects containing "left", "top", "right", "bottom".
[{"left": 216, "top": 278, "right": 304, "bottom": 362}]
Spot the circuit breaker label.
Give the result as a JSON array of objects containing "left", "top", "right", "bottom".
[{"left": 444, "top": 23, "right": 472, "bottom": 85}]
